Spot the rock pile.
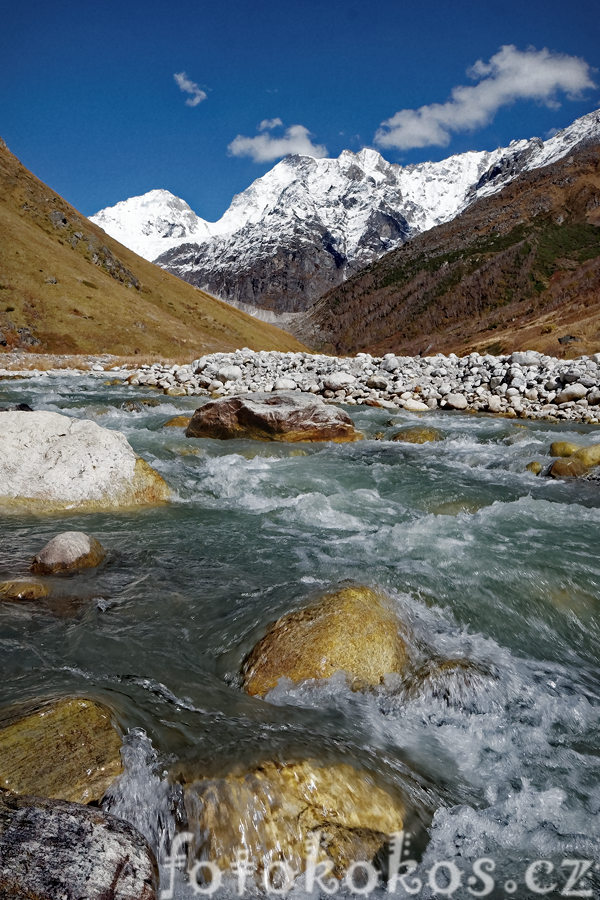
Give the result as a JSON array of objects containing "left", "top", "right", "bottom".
[{"left": 127, "top": 348, "right": 600, "bottom": 423}]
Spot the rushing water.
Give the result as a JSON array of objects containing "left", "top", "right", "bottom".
[{"left": 1, "top": 374, "right": 600, "bottom": 899}]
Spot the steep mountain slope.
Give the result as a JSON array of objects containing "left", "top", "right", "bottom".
[
  {"left": 91, "top": 110, "right": 600, "bottom": 316},
  {"left": 0, "top": 140, "right": 306, "bottom": 357},
  {"left": 304, "top": 143, "right": 600, "bottom": 358}
]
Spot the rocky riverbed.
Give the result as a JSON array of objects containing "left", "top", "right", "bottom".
[
  {"left": 1, "top": 366, "right": 600, "bottom": 898},
  {"left": 126, "top": 349, "right": 600, "bottom": 424}
]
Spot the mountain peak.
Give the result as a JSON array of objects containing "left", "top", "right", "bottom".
[{"left": 91, "top": 107, "right": 600, "bottom": 317}]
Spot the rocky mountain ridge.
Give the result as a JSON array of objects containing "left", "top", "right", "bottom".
[
  {"left": 91, "top": 109, "right": 600, "bottom": 315},
  {"left": 305, "top": 141, "right": 600, "bottom": 358}
]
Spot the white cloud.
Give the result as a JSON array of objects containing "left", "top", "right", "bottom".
[
  {"left": 173, "top": 71, "right": 207, "bottom": 107},
  {"left": 375, "top": 45, "right": 595, "bottom": 151},
  {"left": 258, "top": 117, "right": 283, "bottom": 131},
  {"left": 228, "top": 122, "right": 328, "bottom": 162}
]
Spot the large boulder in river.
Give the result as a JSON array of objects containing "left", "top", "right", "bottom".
[
  {"left": 0, "top": 697, "right": 123, "bottom": 804},
  {"left": 0, "top": 411, "right": 170, "bottom": 512},
  {"left": 184, "top": 759, "right": 406, "bottom": 876},
  {"left": 0, "top": 790, "right": 157, "bottom": 899},
  {"left": 242, "top": 586, "right": 409, "bottom": 696},
  {"left": 185, "top": 392, "right": 362, "bottom": 442},
  {"left": 31, "top": 532, "right": 106, "bottom": 575}
]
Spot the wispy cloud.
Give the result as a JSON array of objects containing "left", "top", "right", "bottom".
[
  {"left": 375, "top": 45, "right": 596, "bottom": 151},
  {"left": 228, "top": 121, "right": 327, "bottom": 162},
  {"left": 173, "top": 71, "right": 207, "bottom": 107},
  {"left": 258, "top": 117, "right": 283, "bottom": 131}
]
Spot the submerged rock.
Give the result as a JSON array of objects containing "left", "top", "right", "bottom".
[
  {"left": 0, "top": 580, "right": 50, "bottom": 601},
  {"left": 428, "top": 499, "right": 488, "bottom": 516},
  {"left": 242, "top": 585, "right": 409, "bottom": 696},
  {"left": 0, "top": 697, "right": 123, "bottom": 804},
  {"left": 391, "top": 426, "right": 442, "bottom": 444},
  {"left": 186, "top": 392, "right": 362, "bottom": 443},
  {"left": 0, "top": 411, "right": 171, "bottom": 512},
  {"left": 0, "top": 790, "right": 157, "bottom": 900},
  {"left": 526, "top": 461, "right": 543, "bottom": 475},
  {"left": 403, "top": 658, "right": 496, "bottom": 709},
  {"left": 31, "top": 532, "right": 106, "bottom": 575},
  {"left": 184, "top": 759, "right": 406, "bottom": 876},
  {"left": 163, "top": 414, "right": 192, "bottom": 428}
]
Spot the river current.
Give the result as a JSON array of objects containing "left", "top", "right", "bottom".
[{"left": 1, "top": 374, "right": 599, "bottom": 899}]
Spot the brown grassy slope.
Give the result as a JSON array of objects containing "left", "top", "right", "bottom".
[
  {"left": 306, "top": 144, "right": 600, "bottom": 359},
  {"left": 0, "top": 140, "right": 306, "bottom": 358}
]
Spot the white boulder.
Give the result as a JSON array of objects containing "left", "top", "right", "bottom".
[
  {"left": 323, "top": 372, "right": 356, "bottom": 391},
  {"left": 0, "top": 411, "right": 171, "bottom": 512}
]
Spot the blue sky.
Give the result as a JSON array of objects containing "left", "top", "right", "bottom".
[{"left": 1, "top": 0, "right": 598, "bottom": 221}]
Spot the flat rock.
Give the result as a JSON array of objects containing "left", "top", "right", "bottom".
[
  {"left": 0, "top": 411, "right": 171, "bottom": 512},
  {"left": 184, "top": 759, "right": 406, "bottom": 876},
  {"left": 0, "top": 697, "right": 123, "bottom": 804},
  {"left": 0, "top": 790, "right": 157, "bottom": 900},
  {"left": 31, "top": 532, "right": 106, "bottom": 575},
  {"left": 242, "top": 585, "right": 409, "bottom": 696},
  {"left": 186, "top": 392, "right": 362, "bottom": 443}
]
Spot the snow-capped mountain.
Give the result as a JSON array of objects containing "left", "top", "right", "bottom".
[
  {"left": 91, "top": 108, "right": 600, "bottom": 315},
  {"left": 90, "top": 189, "right": 212, "bottom": 261}
]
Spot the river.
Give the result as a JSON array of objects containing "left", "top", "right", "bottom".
[{"left": 1, "top": 373, "right": 599, "bottom": 899}]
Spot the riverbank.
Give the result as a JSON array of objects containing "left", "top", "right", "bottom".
[
  {"left": 126, "top": 349, "right": 600, "bottom": 424},
  {"left": 3, "top": 349, "right": 600, "bottom": 425}
]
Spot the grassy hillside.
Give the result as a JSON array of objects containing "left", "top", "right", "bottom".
[
  {"left": 306, "top": 144, "right": 600, "bottom": 358},
  {"left": 0, "top": 139, "right": 306, "bottom": 358}
]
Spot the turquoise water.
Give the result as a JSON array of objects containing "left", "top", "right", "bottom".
[{"left": 1, "top": 375, "right": 599, "bottom": 897}]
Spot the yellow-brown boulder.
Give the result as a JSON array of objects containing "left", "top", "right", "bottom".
[
  {"left": 573, "top": 444, "right": 600, "bottom": 468},
  {"left": 163, "top": 415, "right": 192, "bottom": 428},
  {"left": 549, "top": 441, "right": 582, "bottom": 458},
  {"left": 242, "top": 586, "right": 409, "bottom": 697},
  {"left": 548, "top": 458, "right": 590, "bottom": 479},
  {"left": 526, "top": 461, "right": 543, "bottom": 475},
  {"left": 0, "top": 697, "right": 123, "bottom": 804},
  {"left": 184, "top": 759, "right": 406, "bottom": 875}
]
